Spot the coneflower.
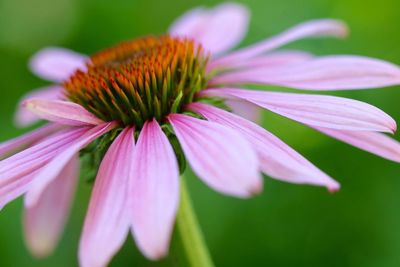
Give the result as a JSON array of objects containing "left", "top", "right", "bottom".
[{"left": 2, "top": 3, "right": 400, "bottom": 267}]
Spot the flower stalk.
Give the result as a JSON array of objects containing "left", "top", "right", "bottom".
[{"left": 176, "top": 176, "right": 215, "bottom": 267}]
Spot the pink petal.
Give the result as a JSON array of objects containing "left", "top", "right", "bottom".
[
  {"left": 23, "top": 99, "right": 104, "bottom": 126},
  {"left": 29, "top": 47, "right": 88, "bottom": 82},
  {"left": 168, "top": 114, "right": 262, "bottom": 197},
  {"left": 25, "top": 122, "right": 117, "bottom": 207},
  {"left": 202, "top": 88, "right": 396, "bottom": 133},
  {"left": 315, "top": 128, "right": 400, "bottom": 163},
  {"left": 23, "top": 156, "right": 79, "bottom": 258},
  {"left": 79, "top": 128, "right": 134, "bottom": 267},
  {"left": 0, "top": 127, "right": 86, "bottom": 208},
  {"left": 210, "top": 56, "right": 400, "bottom": 90},
  {"left": 210, "top": 19, "right": 348, "bottom": 69},
  {"left": 221, "top": 50, "right": 314, "bottom": 70},
  {"left": 15, "top": 86, "right": 62, "bottom": 127},
  {"left": 169, "top": 3, "right": 249, "bottom": 55},
  {"left": 169, "top": 8, "right": 208, "bottom": 37},
  {"left": 189, "top": 103, "right": 339, "bottom": 191},
  {"left": 130, "top": 120, "right": 179, "bottom": 260},
  {"left": 225, "top": 99, "right": 261, "bottom": 123},
  {"left": 0, "top": 123, "right": 60, "bottom": 158},
  {"left": 0, "top": 172, "right": 37, "bottom": 210}
]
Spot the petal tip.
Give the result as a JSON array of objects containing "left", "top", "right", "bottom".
[
  {"left": 26, "top": 242, "right": 54, "bottom": 259},
  {"left": 316, "top": 19, "right": 349, "bottom": 39},
  {"left": 24, "top": 190, "right": 40, "bottom": 208},
  {"left": 145, "top": 247, "right": 169, "bottom": 261},
  {"left": 21, "top": 99, "right": 30, "bottom": 108},
  {"left": 391, "top": 123, "right": 397, "bottom": 134},
  {"left": 249, "top": 177, "right": 263, "bottom": 196},
  {"left": 335, "top": 20, "right": 349, "bottom": 38},
  {"left": 24, "top": 227, "right": 56, "bottom": 259},
  {"left": 136, "top": 237, "right": 170, "bottom": 261},
  {"left": 327, "top": 182, "right": 341, "bottom": 193}
]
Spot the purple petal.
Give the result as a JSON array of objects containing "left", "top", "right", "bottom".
[
  {"left": 189, "top": 103, "right": 339, "bottom": 191},
  {"left": 25, "top": 122, "right": 117, "bottom": 207},
  {"left": 23, "top": 156, "right": 79, "bottom": 258},
  {"left": 210, "top": 19, "right": 348, "bottom": 69},
  {"left": 202, "top": 88, "right": 396, "bottom": 133},
  {"left": 15, "top": 86, "right": 62, "bottom": 127},
  {"left": 315, "top": 128, "right": 400, "bottom": 163},
  {"left": 0, "top": 127, "right": 86, "bottom": 208},
  {"left": 79, "top": 128, "right": 134, "bottom": 267},
  {"left": 0, "top": 123, "right": 60, "bottom": 158},
  {"left": 168, "top": 114, "right": 262, "bottom": 197},
  {"left": 211, "top": 56, "right": 400, "bottom": 90},
  {"left": 130, "top": 120, "right": 179, "bottom": 260},
  {"left": 169, "top": 3, "right": 249, "bottom": 55},
  {"left": 23, "top": 99, "right": 104, "bottom": 126},
  {"left": 29, "top": 47, "right": 87, "bottom": 82}
]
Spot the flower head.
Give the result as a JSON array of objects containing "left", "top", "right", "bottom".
[
  {"left": 2, "top": 2, "right": 400, "bottom": 267},
  {"left": 65, "top": 36, "right": 208, "bottom": 127}
]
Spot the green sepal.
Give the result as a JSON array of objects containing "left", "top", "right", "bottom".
[
  {"left": 162, "top": 123, "right": 187, "bottom": 174},
  {"left": 80, "top": 128, "right": 122, "bottom": 183}
]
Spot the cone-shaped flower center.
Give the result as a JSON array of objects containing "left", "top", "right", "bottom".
[{"left": 64, "top": 36, "right": 209, "bottom": 127}]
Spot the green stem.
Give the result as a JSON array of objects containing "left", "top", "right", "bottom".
[{"left": 176, "top": 176, "right": 215, "bottom": 267}]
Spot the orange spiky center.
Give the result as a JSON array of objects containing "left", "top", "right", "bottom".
[{"left": 63, "top": 35, "right": 209, "bottom": 127}]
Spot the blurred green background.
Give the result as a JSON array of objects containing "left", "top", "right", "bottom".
[{"left": 1, "top": 0, "right": 400, "bottom": 266}]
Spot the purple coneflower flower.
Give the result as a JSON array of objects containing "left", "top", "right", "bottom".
[{"left": 2, "top": 3, "right": 400, "bottom": 267}]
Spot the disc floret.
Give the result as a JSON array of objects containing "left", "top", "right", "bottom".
[{"left": 64, "top": 36, "right": 209, "bottom": 127}]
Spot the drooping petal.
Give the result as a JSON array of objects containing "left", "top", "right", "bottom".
[
  {"left": 210, "top": 56, "right": 400, "bottom": 90},
  {"left": 189, "top": 103, "right": 339, "bottom": 191},
  {"left": 29, "top": 47, "right": 88, "bottom": 82},
  {"left": 0, "top": 127, "right": 86, "bottom": 208},
  {"left": 201, "top": 88, "right": 396, "bottom": 133},
  {"left": 0, "top": 172, "right": 37, "bottom": 210},
  {"left": 14, "top": 86, "right": 62, "bottom": 127},
  {"left": 225, "top": 99, "right": 261, "bottom": 123},
  {"left": 25, "top": 122, "right": 117, "bottom": 207},
  {"left": 0, "top": 123, "right": 60, "bottom": 158},
  {"left": 23, "top": 99, "right": 104, "bottom": 126},
  {"left": 169, "top": 3, "right": 249, "bottom": 55},
  {"left": 130, "top": 120, "right": 179, "bottom": 260},
  {"left": 210, "top": 19, "right": 348, "bottom": 69},
  {"left": 168, "top": 114, "right": 262, "bottom": 197},
  {"left": 79, "top": 128, "right": 134, "bottom": 267},
  {"left": 315, "top": 128, "right": 400, "bottom": 163},
  {"left": 23, "top": 156, "right": 79, "bottom": 258}
]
